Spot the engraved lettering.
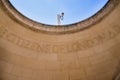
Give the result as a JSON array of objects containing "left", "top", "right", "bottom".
[
  {"left": 0, "top": 26, "right": 8, "bottom": 38},
  {"left": 0, "top": 24, "right": 120, "bottom": 53}
]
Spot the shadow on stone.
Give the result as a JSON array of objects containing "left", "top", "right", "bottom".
[{"left": 112, "top": 61, "right": 120, "bottom": 80}]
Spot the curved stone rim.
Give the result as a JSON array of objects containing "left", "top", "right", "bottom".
[{"left": 0, "top": 0, "right": 119, "bottom": 34}]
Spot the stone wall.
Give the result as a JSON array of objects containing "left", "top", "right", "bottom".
[{"left": 0, "top": 0, "right": 120, "bottom": 80}]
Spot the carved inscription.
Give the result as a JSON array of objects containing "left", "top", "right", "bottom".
[
  {"left": 0, "top": 25, "right": 8, "bottom": 38},
  {"left": 0, "top": 25, "right": 120, "bottom": 53}
]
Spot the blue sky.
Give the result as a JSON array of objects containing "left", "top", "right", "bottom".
[{"left": 9, "top": 0, "right": 108, "bottom": 25}]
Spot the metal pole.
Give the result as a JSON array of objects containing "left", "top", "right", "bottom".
[
  {"left": 57, "top": 14, "right": 61, "bottom": 25},
  {"left": 57, "top": 12, "right": 64, "bottom": 25}
]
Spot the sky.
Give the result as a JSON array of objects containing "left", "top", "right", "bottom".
[{"left": 9, "top": 0, "right": 108, "bottom": 25}]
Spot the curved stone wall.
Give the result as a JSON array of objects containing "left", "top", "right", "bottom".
[
  {"left": 1, "top": 0, "right": 119, "bottom": 34},
  {"left": 0, "top": 0, "right": 120, "bottom": 80}
]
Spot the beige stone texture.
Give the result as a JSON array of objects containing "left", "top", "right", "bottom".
[{"left": 0, "top": 0, "right": 120, "bottom": 80}]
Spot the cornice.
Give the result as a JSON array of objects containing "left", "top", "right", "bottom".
[{"left": 0, "top": 0, "right": 119, "bottom": 34}]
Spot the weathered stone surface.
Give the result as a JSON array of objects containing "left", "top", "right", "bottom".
[{"left": 0, "top": 0, "right": 120, "bottom": 80}]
